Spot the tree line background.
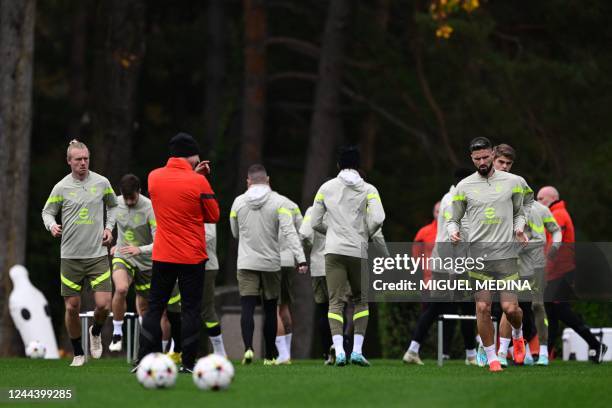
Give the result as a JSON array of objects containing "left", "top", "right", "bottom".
[{"left": 1, "top": 0, "right": 611, "bottom": 357}]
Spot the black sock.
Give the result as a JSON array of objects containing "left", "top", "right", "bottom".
[
  {"left": 166, "top": 311, "right": 182, "bottom": 353},
  {"left": 71, "top": 337, "right": 84, "bottom": 356},
  {"left": 112, "top": 334, "right": 121, "bottom": 343},
  {"left": 240, "top": 296, "right": 257, "bottom": 350},
  {"left": 206, "top": 323, "right": 221, "bottom": 338},
  {"left": 316, "top": 302, "right": 332, "bottom": 356},
  {"left": 91, "top": 322, "right": 103, "bottom": 336},
  {"left": 263, "top": 298, "right": 278, "bottom": 360}
]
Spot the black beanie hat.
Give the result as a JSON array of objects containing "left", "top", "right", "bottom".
[
  {"left": 338, "top": 146, "right": 360, "bottom": 170},
  {"left": 169, "top": 132, "right": 200, "bottom": 157}
]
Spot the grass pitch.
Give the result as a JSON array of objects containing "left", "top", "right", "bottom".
[{"left": 0, "top": 358, "right": 610, "bottom": 407}]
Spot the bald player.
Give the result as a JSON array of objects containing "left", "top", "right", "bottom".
[{"left": 538, "top": 186, "right": 607, "bottom": 363}]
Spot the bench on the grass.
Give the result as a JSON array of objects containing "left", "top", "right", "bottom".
[
  {"left": 437, "top": 314, "right": 498, "bottom": 367},
  {"left": 79, "top": 311, "right": 139, "bottom": 363}
]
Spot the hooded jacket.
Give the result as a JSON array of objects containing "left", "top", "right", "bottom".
[
  {"left": 279, "top": 198, "right": 304, "bottom": 267},
  {"left": 310, "top": 169, "right": 385, "bottom": 259},
  {"left": 230, "top": 185, "right": 306, "bottom": 271}
]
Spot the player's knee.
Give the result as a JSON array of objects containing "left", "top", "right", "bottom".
[
  {"left": 114, "top": 284, "right": 129, "bottom": 297},
  {"left": 64, "top": 297, "right": 80, "bottom": 313},
  {"left": 476, "top": 302, "right": 491, "bottom": 316},
  {"left": 95, "top": 297, "right": 111, "bottom": 312},
  {"left": 503, "top": 303, "right": 521, "bottom": 318}
]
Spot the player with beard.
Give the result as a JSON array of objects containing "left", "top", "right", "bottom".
[{"left": 447, "top": 137, "right": 528, "bottom": 372}]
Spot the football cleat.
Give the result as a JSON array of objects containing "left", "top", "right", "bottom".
[
  {"left": 350, "top": 352, "right": 370, "bottom": 367},
  {"left": 335, "top": 352, "right": 347, "bottom": 367},
  {"left": 70, "top": 355, "right": 85, "bottom": 367},
  {"left": 513, "top": 337, "right": 526, "bottom": 365},
  {"left": 488, "top": 360, "right": 503, "bottom": 372},
  {"left": 242, "top": 349, "right": 254, "bottom": 365},
  {"left": 89, "top": 326, "right": 103, "bottom": 359},
  {"left": 402, "top": 350, "right": 424, "bottom": 365}
]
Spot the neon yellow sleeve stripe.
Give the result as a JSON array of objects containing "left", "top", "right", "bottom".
[
  {"left": 90, "top": 270, "right": 111, "bottom": 287},
  {"left": 512, "top": 186, "right": 524, "bottom": 194},
  {"left": 277, "top": 207, "right": 292, "bottom": 217},
  {"left": 452, "top": 194, "right": 466, "bottom": 201},
  {"left": 168, "top": 294, "right": 181, "bottom": 305},
  {"left": 523, "top": 187, "right": 533, "bottom": 194},
  {"left": 443, "top": 211, "right": 452, "bottom": 221},
  {"left": 230, "top": 211, "right": 237, "bottom": 218},
  {"left": 61, "top": 274, "right": 82, "bottom": 291},
  {"left": 367, "top": 193, "right": 381, "bottom": 202},
  {"left": 528, "top": 222, "right": 545, "bottom": 234},
  {"left": 542, "top": 216, "right": 557, "bottom": 224},
  {"left": 315, "top": 193, "right": 324, "bottom": 202},
  {"left": 205, "top": 321, "right": 220, "bottom": 329},
  {"left": 303, "top": 215, "right": 311, "bottom": 222},
  {"left": 292, "top": 208, "right": 302, "bottom": 215},
  {"left": 327, "top": 312, "right": 343, "bottom": 323},
  {"left": 46, "top": 196, "right": 64, "bottom": 204},
  {"left": 353, "top": 310, "right": 370, "bottom": 321},
  {"left": 104, "top": 188, "right": 115, "bottom": 195}
]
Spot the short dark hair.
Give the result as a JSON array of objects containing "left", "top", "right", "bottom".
[
  {"left": 120, "top": 174, "right": 141, "bottom": 197},
  {"left": 494, "top": 143, "right": 516, "bottom": 161},
  {"left": 338, "top": 146, "right": 360, "bottom": 170},
  {"left": 469, "top": 137, "right": 493, "bottom": 152},
  {"left": 247, "top": 164, "right": 268, "bottom": 183}
]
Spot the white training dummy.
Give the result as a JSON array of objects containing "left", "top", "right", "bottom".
[{"left": 9, "top": 265, "right": 59, "bottom": 358}]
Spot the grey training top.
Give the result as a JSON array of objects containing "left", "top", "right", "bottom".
[
  {"left": 447, "top": 170, "right": 526, "bottom": 260},
  {"left": 42, "top": 171, "right": 118, "bottom": 259},
  {"left": 114, "top": 194, "right": 156, "bottom": 271}
]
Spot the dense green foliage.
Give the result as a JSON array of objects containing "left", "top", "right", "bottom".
[{"left": 26, "top": 1, "right": 612, "bottom": 352}]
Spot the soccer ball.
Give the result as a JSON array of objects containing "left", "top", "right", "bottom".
[
  {"left": 26, "top": 340, "right": 46, "bottom": 359},
  {"left": 136, "top": 353, "right": 178, "bottom": 389},
  {"left": 192, "top": 354, "right": 235, "bottom": 391}
]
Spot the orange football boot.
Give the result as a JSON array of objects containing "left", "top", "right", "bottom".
[
  {"left": 513, "top": 337, "right": 526, "bottom": 365},
  {"left": 489, "top": 360, "right": 503, "bottom": 372}
]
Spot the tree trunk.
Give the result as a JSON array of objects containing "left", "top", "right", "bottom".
[
  {"left": 237, "top": 0, "right": 267, "bottom": 192},
  {"left": 90, "top": 0, "right": 145, "bottom": 187},
  {"left": 203, "top": 0, "right": 227, "bottom": 157},
  {"left": 67, "top": 0, "right": 91, "bottom": 139},
  {"left": 226, "top": 0, "right": 268, "bottom": 286},
  {"left": 0, "top": 0, "right": 36, "bottom": 357},
  {"left": 297, "top": 0, "right": 352, "bottom": 359},
  {"left": 300, "top": 0, "right": 351, "bottom": 207},
  {"left": 360, "top": 0, "right": 389, "bottom": 173}
]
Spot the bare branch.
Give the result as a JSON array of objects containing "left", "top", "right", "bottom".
[
  {"left": 268, "top": 71, "right": 434, "bottom": 153},
  {"left": 267, "top": 36, "right": 379, "bottom": 70},
  {"left": 413, "top": 45, "right": 459, "bottom": 166}
]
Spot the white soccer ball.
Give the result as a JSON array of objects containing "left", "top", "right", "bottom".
[
  {"left": 26, "top": 340, "right": 46, "bottom": 359},
  {"left": 192, "top": 354, "right": 235, "bottom": 391},
  {"left": 137, "top": 353, "right": 178, "bottom": 389}
]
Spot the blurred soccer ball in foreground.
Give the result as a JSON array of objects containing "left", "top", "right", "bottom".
[
  {"left": 136, "top": 353, "right": 177, "bottom": 389},
  {"left": 192, "top": 354, "right": 235, "bottom": 391},
  {"left": 26, "top": 340, "right": 46, "bottom": 359}
]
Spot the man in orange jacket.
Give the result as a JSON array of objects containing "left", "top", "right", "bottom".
[
  {"left": 136, "top": 133, "right": 220, "bottom": 372},
  {"left": 538, "top": 186, "right": 607, "bottom": 363}
]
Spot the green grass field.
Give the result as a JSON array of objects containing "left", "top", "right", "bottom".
[{"left": 0, "top": 358, "right": 610, "bottom": 407}]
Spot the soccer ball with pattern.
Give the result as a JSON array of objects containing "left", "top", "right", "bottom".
[
  {"left": 26, "top": 340, "right": 46, "bottom": 359},
  {"left": 136, "top": 353, "right": 178, "bottom": 389},
  {"left": 192, "top": 354, "right": 235, "bottom": 391}
]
